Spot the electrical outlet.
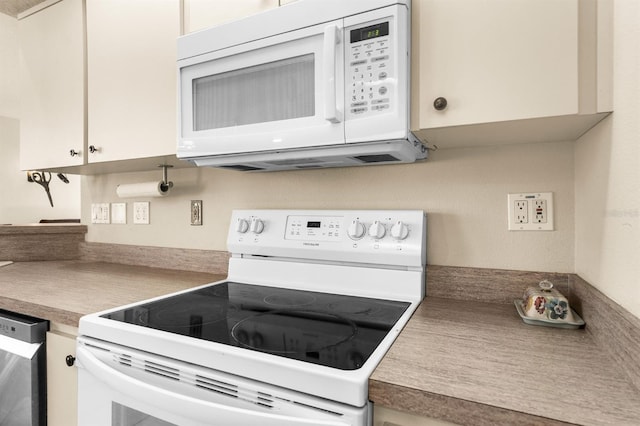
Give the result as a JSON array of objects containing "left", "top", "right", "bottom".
[
  {"left": 533, "top": 199, "right": 547, "bottom": 223},
  {"left": 508, "top": 193, "right": 554, "bottom": 231},
  {"left": 191, "top": 200, "right": 202, "bottom": 226},
  {"left": 514, "top": 200, "right": 529, "bottom": 224},
  {"left": 133, "top": 202, "right": 150, "bottom": 225}
]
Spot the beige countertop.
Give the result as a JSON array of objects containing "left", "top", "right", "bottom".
[
  {"left": 2, "top": 260, "right": 639, "bottom": 425},
  {"left": 0, "top": 260, "right": 222, "bottom": 326},
  {"left": 370, "top": 297, "right": 640, "bottom": 426}
]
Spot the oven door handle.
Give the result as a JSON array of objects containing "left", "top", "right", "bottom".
[{"left": 76, "top": 346, "right": 349, "bottom": 426}]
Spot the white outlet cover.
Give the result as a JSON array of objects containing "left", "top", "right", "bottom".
[
  {"left": 508, "top": 192, "right": 554, "bottom": 231},
  {"left": 133, "top": 202, "right": 150, "bottom": 225}
]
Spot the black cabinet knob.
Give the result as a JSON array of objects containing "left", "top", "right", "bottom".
[
  {"left": 65, "top": 355, "right": 76, "bottom": 367},
  {"left": 69, "top": 149, "right": 79, "bottom": 157},
  {"left": 89, "top": 145, "right": 100, "bottom": 154},
  {"left": 433, "top": 97, "right": 448, "bottom": 111}
]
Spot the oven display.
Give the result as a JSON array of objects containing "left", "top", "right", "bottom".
[
  {"left": 285, "top": 215, "right": 342, "bottom": 241},
  {"left": 101, "top": 282, "right": 410, "bottom": 370}
]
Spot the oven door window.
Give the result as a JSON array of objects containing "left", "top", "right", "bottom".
[{"left": 112, "top": 403, "right": 176, "bottom": 426}]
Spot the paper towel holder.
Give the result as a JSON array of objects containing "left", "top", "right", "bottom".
[
  {"left": 159, "top": 164, "right": 174, "bottom": 192},
  {"left": 115, "top": 164, "right": 175, "bottom": 198}
]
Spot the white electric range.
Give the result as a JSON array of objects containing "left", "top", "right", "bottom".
[{"left": 76, "top": 209, "right": 426, "bottom": 426}]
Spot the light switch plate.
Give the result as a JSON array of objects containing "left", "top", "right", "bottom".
[
  {"left": 91, "top": 203, "right": 110, "bottom": 224},
  {"left": 111, "top": 203, "right": 126, "bottom": 224},
  {"left": 133, "top": 202, "right": 150, "bottom": 225}
]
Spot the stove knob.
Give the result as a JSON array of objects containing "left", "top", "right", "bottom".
[
  {"left": 236, "top": 218, "right": 249, "bottom": 233},
  {"left": 250, "top": 218, "right": 265, "bottom": 234},
  {"left": 391, "top": 221, "right": 409, "bottom": 240},
  {"left": 347, "top": 219, "right": 366, "bottom": 240},
  {"left": 368, "top": 220, "right": 386, "bottom": 239}
]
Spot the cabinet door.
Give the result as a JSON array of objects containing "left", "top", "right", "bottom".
[
  {"left": 184, "top": 0, "right": 278, "bottom": 34},
  {"left": 86, "top": 0, "right": 180, "bottom": 163},
  {"left": 415, "top": 0, "right": 579, "bottom": 129},
  {"left": 47, "top": 330, "right": 78, "bottom": 426},
  {"left": 19, "top": 0, "right": 85, "bottom": 170}
]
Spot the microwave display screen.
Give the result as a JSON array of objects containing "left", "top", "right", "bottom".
[
  {"left": 307, "top": 221, "right": 321, "bottom": 228},
  {"left": 350, "top": 22, "right": 389, "bottom": 43}
]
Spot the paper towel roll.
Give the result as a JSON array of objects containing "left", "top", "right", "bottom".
[{"left": 116, "top": 181, "right": 170, "bottom": 198}]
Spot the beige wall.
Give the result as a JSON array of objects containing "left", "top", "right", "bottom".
[
  {"left": 574, "top": 0, "right": 640, "bottom": 318},
  {"left": 83, "top": 140, "right": 575, "bottom": 274}
]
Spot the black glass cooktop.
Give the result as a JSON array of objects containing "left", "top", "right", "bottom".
[{"left": 102, "top": 282, "right": 410, "bottom": 370}]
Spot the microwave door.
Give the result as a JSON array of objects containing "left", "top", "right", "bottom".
[{"left": 178, "top": 20, "right": 346, "bottom": 158}]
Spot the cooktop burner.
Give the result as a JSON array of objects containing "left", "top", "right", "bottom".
[{"left": 102, "top": 281, "right": 410, "bottom": 370}]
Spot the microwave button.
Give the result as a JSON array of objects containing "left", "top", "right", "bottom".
[
  {"left": 351, "top": 107, "right": 368, "bottom": 114},
  {"left": 378, "top": 71, "right": 388, "bottom": 80},
  {"left": 351, "top": 60, "right": 367, "bottom": 67},
  {"left": 371, "top": 98, "right": 389, "bottom": 105},
  {"left": 373, "top": 104, "right": 390, "bottom": 111},
  {"left": 371, "top": 55, "right": 389, "bottom": 63},
  {"left": 378, "top": 86, "right": 388, "bottom": 95},
  {"left": 351, "top": 101, "right": 367, "bottom": 108}
]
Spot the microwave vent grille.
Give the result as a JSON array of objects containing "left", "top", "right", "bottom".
[
  {"left": 220, "top": 165, "right": 264, "bottom": 171},
  {"left": 353, "top": 154, "right": 400, "bottom": 163}
]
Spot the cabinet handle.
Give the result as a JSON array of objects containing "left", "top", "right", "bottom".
[
  {"left": 433, "top": 97, "right": 448, "bottom": 111},
  {"left": 89, "top": 145, "right": 100, "bottom": 154},
  {"left": 69, "top": 149, "right": 80, "bottom": 157},
  {"left": 65, "top": 355, "right": 76, "bottom": 367}
]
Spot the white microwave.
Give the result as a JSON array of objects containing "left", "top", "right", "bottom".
[{"left": 177, "top": 0, "right": 426, "bottom": 172}]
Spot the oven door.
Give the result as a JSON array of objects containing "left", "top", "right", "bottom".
[
  {"left": 177, "top": 19, "right": 345, "bottom": 160},
  {"left": 76, "top": 338, "right": 367, "bottom": 426}
]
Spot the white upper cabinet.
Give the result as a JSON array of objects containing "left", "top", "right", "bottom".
[
  {"left": 411, "top": 0, "right": 613, "bottom": 148},
  {"left": 184, "top": 0, "right": 278, "bottom": 34},
  {"left": 19, "top": 0, "right": 85, "bottom": 170},
  {"left": 86, "top": 0, "right": 180, "bottom": 164}
]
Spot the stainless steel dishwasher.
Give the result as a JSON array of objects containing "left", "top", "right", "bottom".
[{"left": 0, "top": 308, "right": 48, "bottom": 426}]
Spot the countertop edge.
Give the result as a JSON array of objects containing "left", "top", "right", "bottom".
[
  {"left": 369, "top": 380, "right": 575, "bottom": 426},
  {"left": 0, "top": 224, "right": 87, "bottom": 235},
  {"left": 0, "top": 296, "right": 81, "bottom": 327}
]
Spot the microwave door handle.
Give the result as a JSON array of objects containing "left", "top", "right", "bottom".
[{"left": 323, "top": 24, "right": 342, "bottom": 124}]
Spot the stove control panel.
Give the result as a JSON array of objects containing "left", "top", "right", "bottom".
[{"left": 228, "top": 209, "right": 426, "bottom": 268}]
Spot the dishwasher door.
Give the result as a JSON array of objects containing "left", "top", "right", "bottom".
[{"left": 0, "top": 309, "right": 48, "bottom": 426}]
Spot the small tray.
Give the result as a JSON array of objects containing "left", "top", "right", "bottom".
[{"left": 514, "top": 300, "right": 585, "bottom": 329}]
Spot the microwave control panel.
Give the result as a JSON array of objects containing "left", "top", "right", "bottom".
[{"left": 347, "top": 20, "right": 393, "bottom": 118}]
